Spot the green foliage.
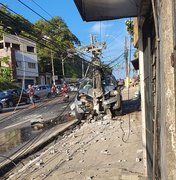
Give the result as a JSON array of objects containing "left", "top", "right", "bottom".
[
  {"left": 125, "top": 20, "right": 134, "bottom": 38},
  {"left": 125, "top": 19, "right": 139, "bottom": 58},
  {"left": 0, "top": 78, "right": 18, "bottom": 90},
  {"left": 0, "top": 56, "right": 11, "bottom": 80}
]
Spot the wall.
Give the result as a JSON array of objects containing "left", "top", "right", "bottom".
[
  {"left": 140, "top": 14, "right": 155, "bottom": 179},
  {"left": 3, "top": 34, "right": 36, "bottom": 53},
  {"left": 138, "top": 1, "right": 176, "bottom": 178},
  {"left": 15, "top": 51, "right": 39, "bottom": 78},
  {"left": 160, "top": 0, "right": 176, "bottom": 179}
]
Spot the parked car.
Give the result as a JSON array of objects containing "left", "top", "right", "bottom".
[
  {"left": 32, "top": 85, "right": 51, "bottom": 99},
  {"left": 0, "top": 88, "right": 30, "bottom": 107},
  {"left": 0, "top": 101, "right": 3, "bottom": 112},
  {"left": 74, "top": 74, "right": 122, "bottom": 120}
]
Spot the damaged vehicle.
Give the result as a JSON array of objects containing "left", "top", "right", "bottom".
[{"left": 74, "top": 74, "right": 122, "bottom": 120}]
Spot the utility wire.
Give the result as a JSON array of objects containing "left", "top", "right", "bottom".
[
  {"left": 16, "top": 0, "right": 58, "bottom": 29},
  {"left": 0, "top": 4, "right": 73, "bottom": 51},
  {"left": 30, "top": 0, "right": 53, "bottom": 18}
]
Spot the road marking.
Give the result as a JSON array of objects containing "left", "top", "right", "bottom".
[{"left": 3, "top": 119, "right": 30, "bottom": 130}]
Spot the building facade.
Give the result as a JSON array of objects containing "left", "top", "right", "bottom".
[{"left": 0, "top": 34, "right": 39, "bottom": 87}]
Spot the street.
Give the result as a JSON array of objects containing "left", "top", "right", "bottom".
[{"left": 3, "top": 87, "right": 145, "bottom": 180}]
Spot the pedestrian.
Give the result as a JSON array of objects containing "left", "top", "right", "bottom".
[
  {"left": 27, "top": 84, "right": 36, "bottom": 108},
  {"left": 62, "top": 81, "right": 69, "bottom": 102},
  {"left": 51, "top": 85, "right": 56, "bottom": 97}
]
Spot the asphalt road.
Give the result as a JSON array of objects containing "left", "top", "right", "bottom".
[{"left": 0, "top": 94, "right": 75, "bottom": 131}]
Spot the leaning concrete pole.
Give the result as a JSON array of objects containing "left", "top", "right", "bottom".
[{"left": 90, "top": 34, "right": 103, "bottom": 116}]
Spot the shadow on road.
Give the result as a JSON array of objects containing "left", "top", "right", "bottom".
[{"left": 122, "top": 98, "right": 141, "bottom": 114}]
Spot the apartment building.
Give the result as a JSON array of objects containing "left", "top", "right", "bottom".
[{"left": 0, "top": 34, "right": 39, "bottom": 86}]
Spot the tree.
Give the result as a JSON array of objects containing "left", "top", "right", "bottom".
[
  {"left": 33, "top": 17, "right": 80, "bottom": 78},
  {"left": 125, "top": 19, "right": 138, "bottom": 58},
  {"left": 125, "top": 19, "right": 134, "bottom": 41},
  {"left": 0, "top": 56, "right": 11, "bottom": 80}
]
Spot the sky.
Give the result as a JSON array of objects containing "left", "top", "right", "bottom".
[{"left": 1, "top": 0, "right": 133, "bottom": 79}]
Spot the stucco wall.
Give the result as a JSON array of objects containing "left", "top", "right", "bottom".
[{"left": 160, "top": 0, "right": 176, "bottom": 179}]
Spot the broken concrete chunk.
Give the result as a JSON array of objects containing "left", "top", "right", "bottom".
[
  {"left": 100, "top": 149, "right": 110, "bottom": 155},
  {"left": 79, "top": 159, "right": 84, "bottom": 163},
  {"left": 102, "top": 120, "right": 110, "bottom": 125},
  {"left": 109, "top": 126, "right": 115, "bottom": 129},
  {"left": 97, "top": 121, "right": 102, "bottom": 125},
  {"left": 66, "top": 157, "right": 73, "bottom": 161},
  {"left": 94, "top": 139, "right": 99, "bottom": 143},
  {"left": 136, "top": 158, "right": 142, "bottom": 162},
  {"left": 103, "top": 115, "right": 111, "bottom": 121},
  {"left": 101, "top": 137, "right": 106, "bottom": 141},
  {"left": 137, "top": 149, "right": 143, "bottom": 154},
  {"left": 87, "top": 176, "right": 94, "bottom": 180},
  {"left": 50, "top": 149, "right": 56, "bottom": 154},
  {"left": 35, "top": 159, "right": 44, "bottom": 166}
]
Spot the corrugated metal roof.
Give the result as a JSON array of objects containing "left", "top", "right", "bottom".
[{"left": 74, "top": 0, "right": 142, "bottom": 22}]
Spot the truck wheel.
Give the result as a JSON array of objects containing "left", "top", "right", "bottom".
[
  {"left": 113, "top": 106, "right": 123, "bottom": 116},
  {"left": 47, "top": 93, "right": 51, "bottom": 98},
  {"left": 0, "top": 104, "right": 2, "bottom": 113}
]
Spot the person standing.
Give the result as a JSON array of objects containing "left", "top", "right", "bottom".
[
  {"left": 27, "top": 84, "right": 36, "bottom": 108},
  {"left": 51, "top": 85, "right": 56, "bottom": 97},
  {"left": 62, "top": 81, "right": 69, "bottom": 102}
]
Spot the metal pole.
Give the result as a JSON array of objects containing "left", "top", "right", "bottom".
[
  {"left": 51, "top": 50, "right": 55, "bottom": 85},
  {"left": 62, "top": 56, "right": 65, "bottom": 80},
  {"left": 82, "top": 59, "right": 84, "bottom": 78}
]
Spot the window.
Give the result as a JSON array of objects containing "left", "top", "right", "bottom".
[
  {"left": 42, "top": 86, "right": 47, "bottom": 90},
  {"left": 16, "top": 61, "right": 22, "bottom": 68},
  {"left": 28, "top": 62, "right": 36, "bottom": 69},
  {"left": 0, "top": 43, "right": 3, "bottom": 49},
  {"left": 27, "top": 46, "right": 34, "bottom": 53},
  {"left": 12, "top": 43, "right": 20, "bottom": 50},
  {"left": 5, "top": 42, "right": 10, "bottom": 48}
]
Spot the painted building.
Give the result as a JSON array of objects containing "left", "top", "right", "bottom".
[{"left": 0, "top": 34, "right": 39, "bottom": 87}]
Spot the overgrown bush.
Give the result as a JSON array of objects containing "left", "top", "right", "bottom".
[{"left": 0, "top": 78, "right": 19, "bottom": 90}]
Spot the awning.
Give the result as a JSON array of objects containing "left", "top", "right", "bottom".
[{"left": 74, "top": 0, "right": 142, "bottom": 22}]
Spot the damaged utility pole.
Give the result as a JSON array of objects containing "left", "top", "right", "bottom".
[
  {"left": 90, "top": 34, "right": 103, "bottom": 116},
  {"left": 78, "top": 34, "right": 106, "bottom": 117}
]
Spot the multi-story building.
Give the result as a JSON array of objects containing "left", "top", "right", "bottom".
[{"left": 0, "top": 34, "right": 39, "bottom": 87}]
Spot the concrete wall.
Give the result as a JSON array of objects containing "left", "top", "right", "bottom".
[
  {"left": 159, "top": 0, "right": 176, "bottom": 179},
  {"left": 138, "top": 0, "right": 176, "bottom": 178},
  {"left": 140, "top": 15, "right": 155, "bottom": 179},
  {"left": 3, "top": 34, "right": 36, "bottom": 54}
]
